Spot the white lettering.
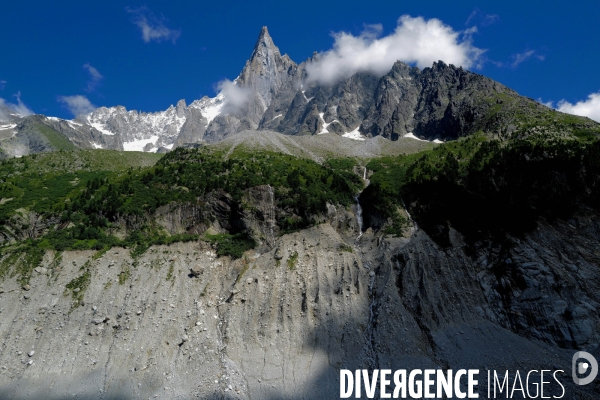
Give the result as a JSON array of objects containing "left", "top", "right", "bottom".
[
  {"left": 526, "top": 370, "right": 539, "bottom": 398},
  {"left": 468, "top": 369, "right": 479, "bottom": 398},
  {"left": 511, "top": 370, "right": 525, "bottom": 398},
  {"left": 553, "top": 370, "right": 564, "bottom": 399},
  {"left": 393, "top": 370, "right": 407, "bottom": 398},
  {"left": 381, "top": 369, "right": 391, "bottom": 398},
  {"left": 424, "top": 369, "right": 435, "bottom": 398},
  {"left": 540, "top": 370, "right": 550, "bottom": 398},
  {"left": 438, "top": 370, "right": 453, "bottom": 398},
  {"left": 364, "top": 369, "right": 378, "bottom": 398},
  {"left": 455, "top": 370, "right": 466, "bottom": 399},
  {"left": 494, "top": 371, "right": 509, "bottom": 398},
  {"left": 409, "top": 369, "right": 423, "bottom": 398},
  {"left": 340, "top": 370, "right": 353, "bottom": 398}
]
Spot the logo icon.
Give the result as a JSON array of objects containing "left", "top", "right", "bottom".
[{"left": 572, "top": 351, "right": 598, "bottom": 385}]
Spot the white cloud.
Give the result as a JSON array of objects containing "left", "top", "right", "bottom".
[
  {"left": 0, "top": 99, "right": 10, "bottom": 120},
  {"left": 57, "top": 95, "right": 97, "bottom": 117},
  {"left": 11, "top": 92, "right": 34, "bottom": 116},
  {"left": 465, "top": 10, "right": 478, "bottom": 26},
  {"left": 0, "top": 80, "right": 6, "bottom": 90},
  {"left": 0, "top": 92, "right": 34, "bottom": 120},
  {"left": 482, "top": 14, "right": 500, "bottom": 26},
  {"left": 83, "top": 63, "right": 103, "bottom": 92},
  {"left": 511, "top": 50, "right": 545, "bottom": 68},
  {"left": 126, "top": 6, "right": 181, "bottom": 43},
  {"left": 466, "top": 9, "right": 499, "bottom": 27},
  {"left": 217, "top": 79, "right": 252, "bottom": 113},
  {"left": 556, "top": 92, "right": 600, "bottom": 123},
  {"left": 305, "top": 15, "right": 485, "bottom": 85}
]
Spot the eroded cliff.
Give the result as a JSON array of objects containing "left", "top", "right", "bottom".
[{"left": 1, "top": 212, "right": 599, "bottom": 399}]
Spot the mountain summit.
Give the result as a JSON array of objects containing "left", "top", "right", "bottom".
[
  {"left": 232, "top": 27, "right": 298, "bottom": 123},
  {"left": 0, "top": 26, "right": 599, "bottom": 158}
]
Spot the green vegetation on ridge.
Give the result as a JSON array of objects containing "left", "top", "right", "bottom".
[
  {"left": 362, "top": 132, "right": 600, "bottom": 245},
  {"left": 0, "top": 147, "right": 362, "bottom": 281},
  {"left": 2, "top": 117, "right": 600, "bottom": 283}
]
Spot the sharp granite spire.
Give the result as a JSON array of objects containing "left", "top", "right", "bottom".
[{"left": 236, "top": 26, "right": 298, "bottom": 119}]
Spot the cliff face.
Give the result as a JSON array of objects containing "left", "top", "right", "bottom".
[{"left": 1, "top": 212, "right": 599, "bottom": 399}]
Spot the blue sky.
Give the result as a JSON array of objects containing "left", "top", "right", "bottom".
[{"left": 1, "top": 1, "right": 599, "bottom": 121}]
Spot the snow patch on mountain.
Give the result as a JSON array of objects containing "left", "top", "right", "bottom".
[
  {"left": 189, "top": 93, "right": 224, "bottom": 125},
  {"left": 88, "top": 122, "right": 115, "bottom": 136},
  {"left": 404, "top": 132, "right": 443, "bottom": 144},
  {"left": 318, "top": 112, "right": 339, "bottom": 135},
  {"left": 342, "top": 127, "right": 366, "bottom": 141},
  {"left": 404, "top": 132, "right": 426, "bottom": 141},
  {"left": 75, "top": 92, "right": 227, "bottom": 151},
  {"left": 123, "top": 135, "right": 160, "bottom": 152}
]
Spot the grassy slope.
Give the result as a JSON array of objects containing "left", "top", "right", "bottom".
[
  {"left": 476, "top": 91, "right": 600, "bottom": 140},
  {"left": 213, "top": 130, "right": 437, "bottom": 163},
  {"left": 34, "top": 123, "right": 76, "bottom": 151}
]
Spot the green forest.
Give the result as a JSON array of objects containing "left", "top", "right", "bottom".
[{"left": 1, "top": 130, "right": 600, "bottom": 284}]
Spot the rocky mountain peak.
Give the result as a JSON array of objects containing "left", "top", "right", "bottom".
[
  {"left": 253, "top": 26, "right": 276, "bottom": 55},
  {"left": 176, "top": 99, "right": 187, "bottom": 117},
  {"left": 236, "top": 27, "right": 298, "bottom": 120}
]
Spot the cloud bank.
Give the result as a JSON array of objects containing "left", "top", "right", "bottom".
[
  {"left": 83, "top": 63, "right": 103, "bottom": 92},
  {"left": 126, "top": 6, "right": 181, "bottom": 43},
  {"left": 554, "top": 92, "right": 600, "bottom": 123},
  {"left": 57, "top": 95, "right": 96, "bottom": 117},
  {"left": 0, "top": 92, "right": 34, "bottom": 120},
  {"left": 305, "top": 15, "right": 485, "bottom": 85},
  {"left": 217, "top": 79, "right": 252, "bottom": 113}
]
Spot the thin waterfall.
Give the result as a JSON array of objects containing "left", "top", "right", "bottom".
[
  {"left": 267, "top": 185, "right": 276, "bottom": 246},
  {"left": 355, "top": 194, "right": 363, "bottom": 240},
  {"left": 355, "top": 166, "right": 368, "bottom": 241},
  {"left": 400, "top": 197, "right": 418, "bottom": 231}
]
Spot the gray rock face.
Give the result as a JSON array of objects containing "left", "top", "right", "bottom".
[
  {"left": 360, "top": 62, "right": 421, "bottom": 140},
  {"left": 0, "top": 116, "right": 76, "bottom": 158},
  {"left": 265, "top": 60, "right": 518, "bottom": 140},
  {"left": 412, "top": 61, "right": 515, "bottom": 140},
  {"left": 0, "top": 215, "right": 598, "bottom": 398},
  {"left": 201, "top": 27, "right": 301, "bottom": 142},
  {"left": 236, "top": 27, "right": 298, "bottom": 123},
  {"left": 43, "top": 116, "right": 123, "bottom": 150},
  {"left": 83, "top": 102, "right": 187, "bottom": 150},
  {"left": 174, "top": 108, "right": 207, "bottom": 147},
  {"left": 0, "top": 114, "right": 125, "bottom": 157},
  {"left": 243, "top": 185, "right": 279, "bottom": 247},
  {"left": 265, "top": 71, "right": 380, "bottom": 136},
  {"left": 204, "top": 115, "right": 252, "bottom": 144}
]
